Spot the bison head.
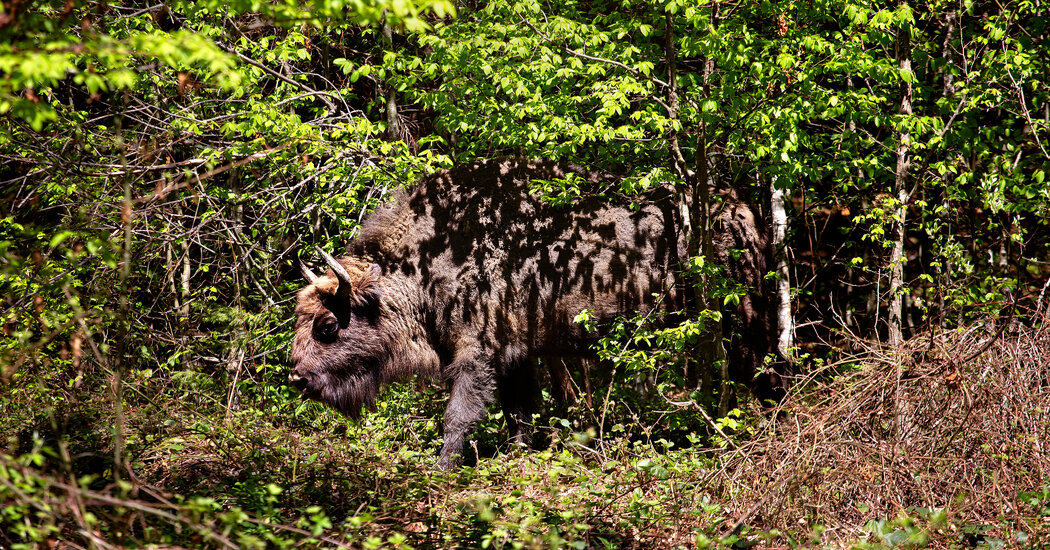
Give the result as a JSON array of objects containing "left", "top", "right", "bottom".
[{"left": 289, "top": 251, "right": 388, "bottom": 417}]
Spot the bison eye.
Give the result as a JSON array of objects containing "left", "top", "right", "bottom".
[{"left": 314, "top": 314, "right": 340, "bottom": 341}]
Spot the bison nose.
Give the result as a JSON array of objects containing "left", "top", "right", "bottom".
[{"left": 288, "top": 368, "right": 313, "bottom": 392}]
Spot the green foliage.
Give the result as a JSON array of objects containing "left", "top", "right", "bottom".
[
  {"left": 2, "top": 0, "right": 1049, "bottom": 547},
  {"left": 402, "top": 0, "right": 1049, "bottom": 332}
]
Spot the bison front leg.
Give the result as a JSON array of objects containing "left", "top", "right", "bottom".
[{"left": 436, "top": 362, "right": 496, "bottom": 470}]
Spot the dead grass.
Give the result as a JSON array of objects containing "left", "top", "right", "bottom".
[
  {"left": 718, "top": 320, "right": 1050, "bottom": 545},
  {"left": 6, "top": 320, "right": 1050, "bottom": 548}
]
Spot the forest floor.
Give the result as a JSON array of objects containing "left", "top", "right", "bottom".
[{"left": 2, "top": 324, "right": 1049, "bottom": 549}]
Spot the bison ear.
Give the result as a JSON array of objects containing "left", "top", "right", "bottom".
[{"left": 351, "top": 263, "right": 383, "bottom": 307}]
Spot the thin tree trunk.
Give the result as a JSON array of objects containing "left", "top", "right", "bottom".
[
  {"left": 770, "top": 177, "right": 794, "bottom": 360},
  {"left": 180, "top": 237, "right": 191, "bottom": 319},
  {"left": 383, "top": 23, "right": 400, "bottom": 142},
  {"left": 664, "top": 13, "right": 696, "bottom": 387},
  {"left": 698, "top": 127, "right": 731, "bottom": 415},
  {"left": 114, "top": 162, "right": 132, "bottom": 483},
  {"left": 664, "top": 11, "right": 725, "bottom": 400},
  {"left": 692, "top": 7, "right": 729, "bottom": 413},
  {"left": 227, "top": 175, "right": 246, "bottom": 415},
  {"left": 888, "top": 6, "right": 913, "bottom": 347}
]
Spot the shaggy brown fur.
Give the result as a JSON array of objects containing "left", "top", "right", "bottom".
[{"left": 289, "top": 159, "right": 778, "bottom": 468}]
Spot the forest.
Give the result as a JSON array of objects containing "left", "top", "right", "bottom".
[{"left": 1, "top": 0, "right": 1048, "bottom": 547}]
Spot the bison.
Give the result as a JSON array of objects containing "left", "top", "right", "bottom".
[{"left": 289, "top": 159, "right": 781, "bottom": 468}]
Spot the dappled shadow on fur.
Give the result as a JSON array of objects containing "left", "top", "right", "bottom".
[
  {"left": 292, "top": 158, "right": 780, "bottom": 466},
  {"left": 717, "top": 318, "right": 1050, "bottom": 543},
  {"left": 351, "top": 159, "right": 689, "bottom": 358},
  {"left": 349, "top": 159, "right": 779, "bottom": 395}
]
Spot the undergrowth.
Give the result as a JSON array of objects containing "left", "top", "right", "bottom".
[{"left": 3, "top": 323, "right": 1050, "bottom": 548}]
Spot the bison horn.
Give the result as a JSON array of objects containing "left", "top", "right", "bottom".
[
  {"left": 316, "top": 246, "right": 354, "bottom": 288},
  {"left": 299, "top": 260, "right": 319, "bottom": 283}
]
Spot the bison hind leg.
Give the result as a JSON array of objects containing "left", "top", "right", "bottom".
[{"left": 498, "top": 359, "right": 541, "bottom": 448}]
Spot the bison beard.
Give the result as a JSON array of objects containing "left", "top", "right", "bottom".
[
  {"left": 289, "top": 159, "right": 782, "bottom": 469},
  {"left": 323, "top": 372, "right": 380, "bottom": 419}
]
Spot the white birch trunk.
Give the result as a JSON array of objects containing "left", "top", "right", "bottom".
[{"left": 770, "top": 178, "right": 794, "bottom": 360}]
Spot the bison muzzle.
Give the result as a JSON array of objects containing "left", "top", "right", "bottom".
[{"left": 289, "top": 159, "right": 780, "bottom": 469}]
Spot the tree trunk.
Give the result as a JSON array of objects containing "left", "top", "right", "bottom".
[
  {"left": 770, "top": 177, "right": 794, "bottom": 361},
  {"left": 664, "top": 12, "right": 726, "bottom": 401},
  {"left": 227, "top": 174, "right": 246, "bottom": 415},
  {"left": 383, "top": 23, "right": 401, "bottom": 142},
  {"left": 697, "top": 125, "right": 731, "bottom": 415},
  {"left": 114, "top": 164, "right": 133, "bottom": 483},
  {"left": 180, "top": 237, "right": 191, "bottom": 319},
  {"left": 692, "top": 9, "right": 729, "bottom": 413},
  {"left": 887, "top": 6, "right": 913, "bottom": 347}
]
